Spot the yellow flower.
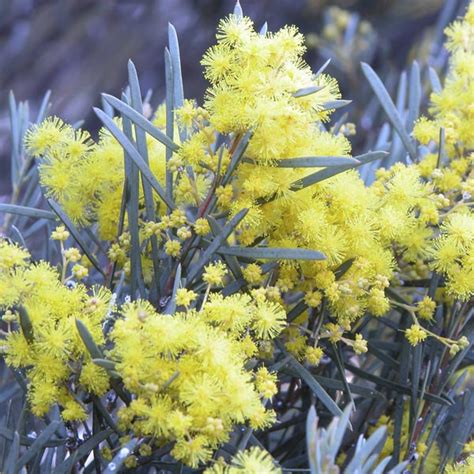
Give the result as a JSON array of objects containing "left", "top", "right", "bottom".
[
  {"left": 243, "top": 263, "right": 264, "bottom": 285},
  {"left": 305, "top": 346, "right": 324, "bottom": 366},
  {"left": 226, "top": 446, "right": 281, "bottom": 474},
  {"left": 353, "top": 334, "right": 368, "bottom": 354},
  {"left": 405, "top": 325, "right": 428, "bottom": 346},
  {"left": 324, "top": 323, "right": 344, "bottom": 344},
  {"left": 176, "top": 288, "right": 197, "bottom": 308},
  {"left": 171, "top": 436, "right": 212, "bottom": 468},
  {"left": 416, "top": 296, "right": 436, "bottom": 321},
  {"left": 251, "top": 300, "right": 286, "bottom": 339},
  {"left": 304, "top": 290, "right": 322, "bottom": 308},
  {"left": 203, "top": 261, "right": 227, "bottom": 286},
  {"left": 194, "top": 218, "right": 211, "bottom": 236},
  {"left": 63, "top": 247, "right": 81, "bottom": 262},
  {"left": 51, "top": 225, "right": 70, "bottom": 241},
  {"left": 165, "top": 240, "right": 181, "bottom": 257},
  {"left": 255, "top": 367, "right": 278, "bottom": 399},
  {"left": 72, "top": 264, "right": 89, "bottom": 280}
]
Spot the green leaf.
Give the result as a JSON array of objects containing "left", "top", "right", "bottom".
[
  {"left": 233, "top": 0, "right": 243, "bottom": 18},
  {"left": 292, "top": 86, "right": 324, "bottom": 98},
  {"left": 187, "top": 209, "right": 248, "bottom": 284},
  {"left": 164, "top": 48, "right": 175, "bottom": 205},
  {"left": 103, "top": 438, "right": 139, "bottom": 474},
  {"left": 164, "top": 264, "right": 182, "bottom": 315},
  {"left": 36, "top": 90, "right": 52, "bottom": 123},
  {"left": 315, "top": 58, "right": 331, "bottom": 78},
  {"left": 48, "top": 199, "right": 105, "bottom": 278},
  {"left": 121, "top": 101, "right": 145, "bottom": 299},
  {"left": 330, "top": 403, "right": 354, "bottom": 460},
  {"left": 322, "top": 99, "right": 352, "bottom": 110},
  {"left": 217, "top": 246, "right": 326, "bottom": 261},
  {"left": 345, "top": 363, "right": 450, "bottom": 406},
  {"left": 222, "top": 131, "right": 253, "bottom": 185},
  {"left": 277, "top": 341, "right": 342, "bottom": 417},
  {"left": 0, "top": 204, "right": 56, "bottom": 221},
  {"left": 94, "top": 107, "right": 175, "bottom": 210},
  {"left": 128, "top": 60, "right": 160, "bottom": 299},
  {"left": 16, "top": 421, "right": 60, "bottom": 469},
  {"left": 290, "top": 151, "right": 387, "bottom": 192},
  {"left": 168, "top": 23, "right": 185, "bottom": 111},
  {"left": 8, "top": 92, "right": 20, "bottom": 187},
  {"left": 9, "top": 225, "right": 27, "bottom": 249},
  {"left": 53, "top": 430, "right": 113, "bottom": 474},
  {"left": 0, "top": 427, "right": 65, "bottom": 447},
  {"left": 361, "top": 62, "right": 417, "bottom": 161},
  {"left": 429, "top": 67, "right": 442, "bottom": 94},
  {"left": 409, "top": 343, "right": 423, "bottom": 441},
  {"left": 335, "top": 258, "right": 354, "bottom": 280},
  {"left": 18, "top": 305, "right": 34, "bottom": 344},
  {"left": 76, "top": 319, "right": 103, "bottom": 360},
  {"left": 345, "top": 426, "right": 387, "bottom": 473},
  {"left": 92, "top": 396, "right": 121, "bottom": 435},
  {"left": 92, "top": 358, "right": 116, "bottom": 371},
  {"left": 272, "top": 156, "right": 360, "bottom": 168},
  {"left": 306, "top": 405, "right": 318, "bottom": 474},
  {"left": 208, "top": 217, "right": 243, "bottom": 280},
  {"left": 100, "top": 94, "right": 179, "bottom": 152},
  {"left": 317, "top": 375, "right": 384, "bottom": 400},
  {"left": 5, "top": 431, "right": 20, "bottom": 474},
  {"left": 407, "top": 61, "right": 421, "bottom": 133},
  {"left": 332, "top": 344, "right": 354, "bottom": 405}
]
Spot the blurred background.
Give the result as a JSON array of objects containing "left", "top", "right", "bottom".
[{"left": 0, "top": 0, "right": 469, "bottom": 196}]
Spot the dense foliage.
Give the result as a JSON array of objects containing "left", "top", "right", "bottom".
[{"left": 0, "top": 1, "right": 473, "bottom": 473}]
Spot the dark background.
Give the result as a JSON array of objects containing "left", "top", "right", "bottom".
[{"left": 0, "top": 0, "right": 462, "bottom": 196}]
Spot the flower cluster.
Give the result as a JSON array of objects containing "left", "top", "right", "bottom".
[
  {"left": 0, "top": 239, "right": 112, "bottom": 419},
  {"left": 1, "top": 2, "right": 473, "bottom": 471},
  {"left": 111, "top": 293, "right": 282, "bottom": 467}
]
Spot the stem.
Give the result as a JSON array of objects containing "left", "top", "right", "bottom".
[{"left": 200, "top": 283, "right": 211, "bottom": 311}]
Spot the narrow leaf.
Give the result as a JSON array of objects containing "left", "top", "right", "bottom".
[
  {"left": 315, "top": 58, "right": 331, "bottom": 78},
  {"left": 164, "top": 264, "right": 182, "bottom": 315},
  {"left": 101, "top": 94, "right": 179, "bottom": 152},
  {"left": 122, "top": 112, "right": 145, "bottom": 299},
  {"left": 36, "top": 90, "right": 52, "bottom": 123},
  {"left": 361, "top": 62, "right": 417, "bottom": 160},
  {"left": 76, "top": 319, "right": 103, "bottom": 360},
  {"left": 128, "top": 60, "right": 160, "bottom": 298},
  {"left": 103, "top": 438, "right": 139, "bottom": 474},
  {"left": 278, "top": 341, "right": 342, "bottom": 417},
  {"left": 168, "top": 23, "right": 185, "bottom": 110},
  {"left": 18, "top": 305, "right": 34, "bottom": 344},
  {"left": 48, "top": 199, "right": 105, "bottom": 277},
  {"left": 322, "top": 99, "right": 352, "bottom": 110},
  {"left": 164, "top": 48, "right": 174, "bottom": 205},
  {"left": 92, "top": 359, "right": 116, "bottom": 371},
  {"left": 429, "top": 67, "right": 442, "bottom": 94},
  {"left": 273, "top": 156, "right": 359, "bottom": 168},
  {"left": 16, "top": 421, "right": 60, "bottom": 469},
  {"left": 290, "top": 151, "right": 388, "bottom": 191},
  {"left": 187, "top": 209, "right": 248, "bottom": 284},
  {"left": 222, "top": 131, "right": 253, "bottom": 185},
  {"left": 94, "top": 107, "right": 175, "bottom": 210},
  {"left": 407, "top": 61, "right": 421, "bottom": 132},
  {"left": 208, "top": 217, "right": 243, "bottom": 279},
  {"left": 0, "top": 204, "right": 56, "bottom": 221},
  {"left": 233, "top": 0, "right": 243, "bottom": 18},
  {"left": 5, "top": 432, "right": 20, "bottom": 474},
  {"left": 292, "top": 86, "right": 324, "bottom": 98},
  {"left": 218, "top": 246, "right": 326, "bottom": 261},
  {"left": 53, "top": 430, "right": 113, "bottom": 474}
]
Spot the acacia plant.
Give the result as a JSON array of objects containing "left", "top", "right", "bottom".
[{"left": 0, "top": 2, "right": 473, "bottom": 473}]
